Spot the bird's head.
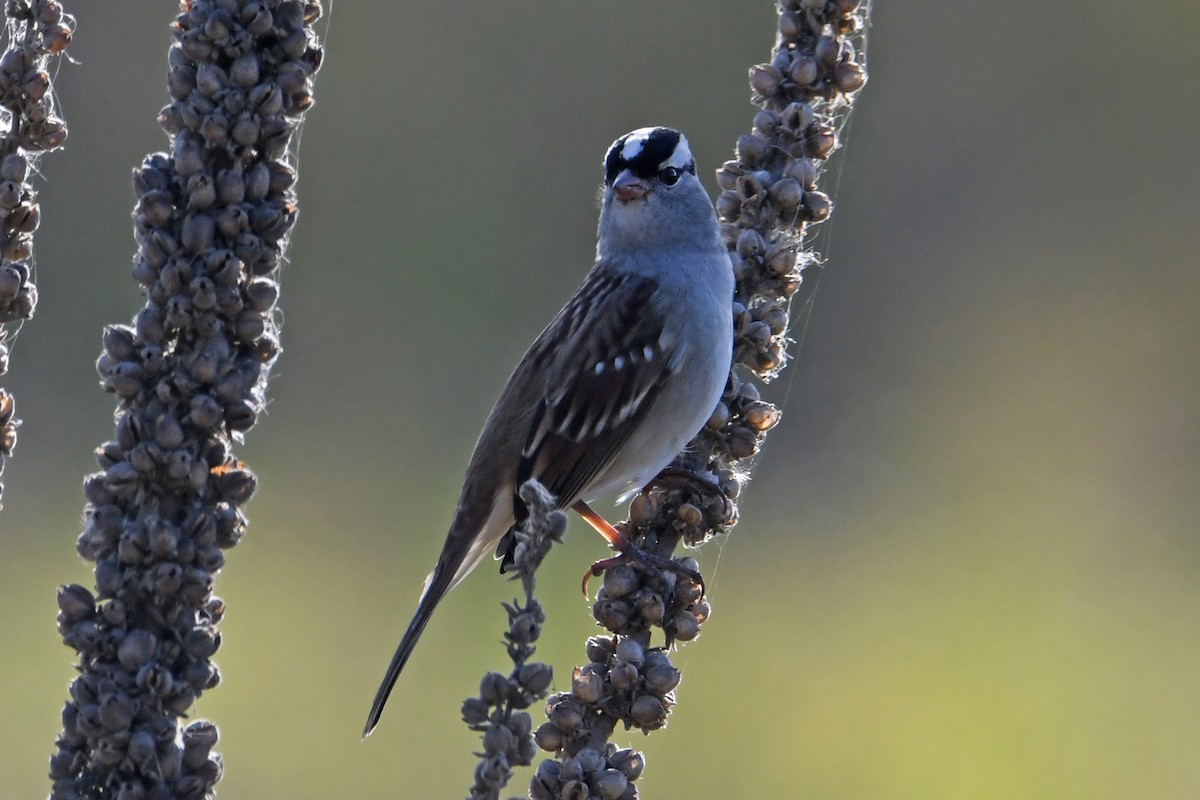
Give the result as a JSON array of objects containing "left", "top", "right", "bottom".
[{"left": 597, "top": 127, "right": 719, "bottom": 253}]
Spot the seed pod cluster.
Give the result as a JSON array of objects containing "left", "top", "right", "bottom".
[
  {"left": 50, "top": 3, "right": 322, "bottom": 800},
  {"left": 0, "top": 0, "right": 72, "bottom": 505},
  {"left": 535, "top": 633, "right": 682, "bottom": 756},
  {"left": 535, "top": 1, "right": 869, "bottom": 794},
  {"left": 718, "top": 0, "right": 867, "bottom": 383},
  {"left": 464, "top": 479, "right": 563, "bottom": 799},
  {"left": 531, "top": 741, "right": 646, "bottom": 800},
  {"left": 590, "top": 484, "right": 718, "bottom": 643}
]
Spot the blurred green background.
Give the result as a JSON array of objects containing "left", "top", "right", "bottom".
[{"left": 3, "top": 1, "right": 1199, "bottom": 797}]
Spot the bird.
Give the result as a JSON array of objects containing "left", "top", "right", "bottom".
[{"left": 363, "top": 126, "right": 734, "bottom": 737}]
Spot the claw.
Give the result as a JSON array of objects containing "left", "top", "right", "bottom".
[
  {"left": 572, "top": 498, "right": 707, "bottom": 600},
  {"left": 574, "top": 500, "right": 635, "bottom": 597},
  {"left": 573, "top": 499, "right": 707, "bottom": 600},
  {"left": 581, "top": 555, "right": 622, "bottom": 598}
]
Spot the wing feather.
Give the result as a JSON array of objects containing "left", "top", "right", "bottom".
[{"left": 515, "top": 270, "right": 674, "bottom": 512}]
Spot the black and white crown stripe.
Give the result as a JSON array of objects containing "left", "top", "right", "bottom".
[{"left": 604, "top": 126, "right": 697, "bottom": 186}]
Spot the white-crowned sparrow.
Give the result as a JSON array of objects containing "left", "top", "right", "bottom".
[{"left": 364, "top": 127, "right": 733, "bottom": 736}]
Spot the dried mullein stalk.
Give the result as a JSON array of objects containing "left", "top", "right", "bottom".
[
  {"left": 0, "top": 0, "right": 73, "bottom": 507},
  {"left": 463, "top": 479, "right": 562, "bottom": 800},
  {"left": 49, "top": 3, "right": 322, "bottom": 799},
  {"left": 530, "top": 2, "right": 871, "bottom": 796}
]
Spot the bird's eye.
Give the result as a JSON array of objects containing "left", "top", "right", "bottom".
[{"left": 659, "top": 166, "right": 683, "bottom": 186}]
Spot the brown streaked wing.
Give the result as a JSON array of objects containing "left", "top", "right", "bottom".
[{"left": 516, "top": 270, "right": 674, "bottom": 511}]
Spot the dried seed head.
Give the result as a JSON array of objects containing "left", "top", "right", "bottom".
[
  {"left": 601, "top": 564, "right": 639, "bottom": 598},
  {"left": 534, "top": 721, "right": 565, "bottom": 753},
  {"left": 479, "top": 671, "right": 510, "bottom": 705},
  {"left": 589, "top": 768, "right": 629, "bottom": 800},
  {"left": 518, "top": 662, "right": 553, "bottom": 694},
  {"left": 548, "top": 697, "right": 583, "bottom": 731},
  {"left": 749, "top": 64, "right": 783, "bottom": 98},
  {"left": 570, "top": 668, "right": 603, "bottom": 704},
  {"left": 629, "top": 695, "right": 667, "bottom": 731}
]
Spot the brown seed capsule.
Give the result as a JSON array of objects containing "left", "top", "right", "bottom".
[
  {"left": 628, "top": 493, "right": 656, "bottom": 525},
  {"left": 726, "top": 426, "right": 759, "bottom": 460},
  {"left": 835, "top": 60, "right": 866, "bottom": 93},
  {"left": 117, "top": 630, "right": 157, "bottom": 669},
  {"left": 104, "top": 461, "right": 140, "bottom": 496},
  {"left": 770, "top": 178, "right": 805, "bottom": 218},
  {"left": 611, "top": 748, "right": 644, "bottom": 782},
  {"left": 518, "top": 662, "right": 553, "bottom": 694},
  {"left": 805, "top": 189, "right": 832, "bottom": 222},
  {"left": 778, "top": 10, "right": 802, "bottom": 39},
  {"left": 0, "top": 153, "right": 27, "bottom": 183},
  {"left": 737, "top": 171, "right": 771, "bottom": 204},
  {"left": 735, "top": 133, "right": 768, "bottom": 167},
  {"left": 815, "top": 35, "right": 841, "bottom": 67},
  {"left": 230, "top": 52, "right": 260, "bottom": 88},
  {"left": 601, "top": 564, "right": 639, "bottom": 598},
  {"left": 676, "top": 502, "right": 703, "bottom": 528},
  {"left": 195, "top": 63, "right": 228, "bottom": 98},
  {"left": 629, "top": 695, "right": 667, "bottom": 730},
  {"left": 715, "top": 160, "right": 742, "bottom": 190},
  {"left": 671, "top": 611, "right": 701, "bottom": 642},
  {"left": 753, "top": 109, "right": 781, "bottom": 137},
  {"left": 181, "top": 213, "right": 215, "bottom": 254},
  {"left": 744, "top": 400, "right": 782, "bottom": 432},
  {"left": 736, "top": 229, "right": 766, "bottom": 262},
  {"left": 231, "top": 113, "right": 261, "bottom": 146},
  {"left": 781, "top": 101, "right": 814, "bottom": 134},
  {"left": 614, "top": 637, "right": 645, "bottom": 666},
  {"left": 788, "top": 56, "right": 818, "bottom": 87},
  {"left": 571, "top": 668, "right": 603, "bottom": 704},
  {"left": 593, "top": 597, "right": 632, "bottom": 632},
  {"left": 186, "top": 173, "right": 217, "bottom": 211},
  {"left": 97, "top": 694, "right": 136, "bottom": 732},
  {"left": 0, "top": 267, "right": 20, "bottom": 301},
  {"left": 479, "top": 671, "right": 510, "bottom": 705},
  {"left": 715, "top": 190, "right": 741, "bottom": 222},
  {"left": 549, "top": 698, "right": 583, "bottom": 731},
  {"left": 608, "top": 660, "right": 639, "bottom": 692},
  {"left": 482, "top": 723, "right": 515, "bottom": 755},
  {"left": 590, "top": 769, "right": 629, "bottom": 800},
  {"left": 57, "top": 584, "right": 96, "bottom": 623},
  {"left": 635, "top": 589, "right": 665, "bottom": 624},
  {"left": 748, "top": 64, "right": 782, "bottom": 97},
  {"left": 742, "top": 320, "right": 772, "bottom": 349},
  {"left": 586, "top": 635, "right": 614, "bottom": 664},
  {"left": 761, "top": 304, "right": 788, "bottom": 335},
  {"left": 534, "top": 721, "right": 564, "bottom": 753},
  {"left": 44, "top": 22, "right": 72, "bottom": 54},
  {"left": 560, "top": 779, "right": 589, "bottom": 800},
  {"left": 642, "top": 661, "right": 681, "bottom": 695},
  {"left": 805, "top": 126, "right": 837, "bottom": 160},
  {"left": 785, "top": 157, "right": 818, "bottom": 189}
]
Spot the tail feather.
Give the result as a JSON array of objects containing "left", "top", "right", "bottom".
[
  {"left": 362, "top": 491, "right": 513, "bottom": 737},
  {"left": 361, "top": 569, "right": 452, "bottom": 738}
]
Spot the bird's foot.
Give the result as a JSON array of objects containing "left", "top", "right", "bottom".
[{"left": 574, "top": 499, "right": 704, "bottom": 598}]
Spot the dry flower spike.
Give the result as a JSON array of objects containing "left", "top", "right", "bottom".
[
  {"left": 0, "top": 0, "right": 73, "bottom": 507},
  {"left": 50, "top": 3, "right": 322, "bottom": 799}
]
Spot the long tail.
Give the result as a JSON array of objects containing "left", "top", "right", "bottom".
[{"left": 361, "top": 567, "right": 454, "bottom": 738}]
